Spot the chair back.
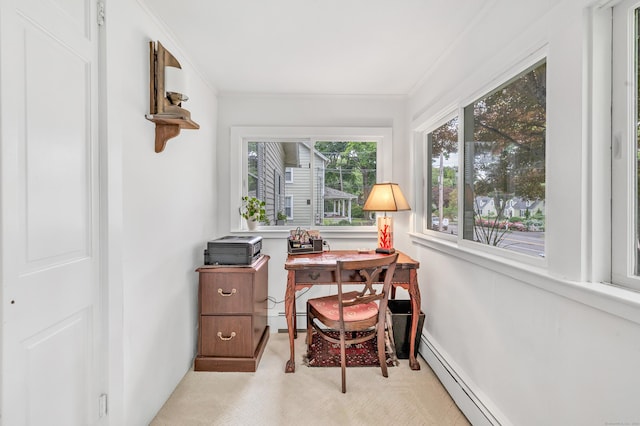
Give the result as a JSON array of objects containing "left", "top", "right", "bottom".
[{"left": 335, "top": 253, "right": 398, "bottom": 323}]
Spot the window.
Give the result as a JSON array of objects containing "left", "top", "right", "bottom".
[
  {"left": 232, "top": 127, "right": 392, "bottom": 230},
  {"left": 284, "top": 195, "right": 293, "bottom": 219},
  {"left": 612, "top": 0, "right": 640, "bottom": 291},
  {"left": 462, "top": 61, "right": 546, "bottom": 257},
  {"left": 426, "top": 116, "right": 459, "bottom": 236},
  {"left": 247, "top": 141, "right": 376, "bottom": 226}
]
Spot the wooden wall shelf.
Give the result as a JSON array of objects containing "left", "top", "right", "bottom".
[{"left": 148, "top": 41, "right": 199, "bottom": 153}]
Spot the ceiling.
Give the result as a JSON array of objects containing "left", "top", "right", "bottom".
[{"left": 142, "top": 0, "right": 492, "bottom": 96}]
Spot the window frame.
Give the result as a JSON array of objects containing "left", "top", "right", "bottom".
[
  {"left": 405, "top": 4, "right": 640, "bottom": 327},
  {"left": 230, "top": 126, "right": 392, "bottom": 232},
  {"left": 412, "top": 57, "right": 548, "bottom": 268},
  {"left": 612, "top": 0, "right": 640, "bottom": 292}
]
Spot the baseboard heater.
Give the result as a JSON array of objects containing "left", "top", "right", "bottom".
[
  {"left": 421, "top": 334, "right": 502, "bottom": 426},
  {"left": 277, "top": 311, "right": 306, "bottom": 333}
]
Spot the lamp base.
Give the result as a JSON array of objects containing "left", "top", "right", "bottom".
[{"left": 375, "top": 247, "right": 396, "bottom": 254}]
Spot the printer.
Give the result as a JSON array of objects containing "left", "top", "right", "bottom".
[{"left": 204, "top": 235, "right": 262, "bottom": 265}]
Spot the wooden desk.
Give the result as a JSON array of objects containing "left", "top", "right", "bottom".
[{"left": 284, "top": 250, "right": 421, "bottom": 373}]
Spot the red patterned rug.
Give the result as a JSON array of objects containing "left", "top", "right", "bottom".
[{"left": 303, "top": 330, "right": 398, "bottom": 367}]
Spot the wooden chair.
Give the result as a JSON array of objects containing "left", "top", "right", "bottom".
[{"left": 306, "top": 253, "right": 399, "bottom": 393}]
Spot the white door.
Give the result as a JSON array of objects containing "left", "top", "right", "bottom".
[{"left": 0, "top": 0, "right": 105, "bottom": 424}]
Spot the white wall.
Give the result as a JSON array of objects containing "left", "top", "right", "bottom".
[
  {"left": 409, "top": 0, "right": 640, "bottom": 424},
  {"left": 106, "top": 1, "right": 217, "bottom": 424},
  {"left": 216, "top": 95, "right": 411, "bottom": 327}
]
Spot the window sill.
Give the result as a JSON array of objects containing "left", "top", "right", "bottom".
[{"left": 409, "top": 232, "right": 640, "bottom": 326}]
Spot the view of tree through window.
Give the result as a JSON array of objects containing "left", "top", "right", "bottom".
[
  {"left": 427, "top": 117, "right": 459, "bottom": 235},
  {"left": 246, "top": 140, "right": 377, "bottom": 227},
  {"left": 463, "top": 61, "right": 546, "bottom": 257}
]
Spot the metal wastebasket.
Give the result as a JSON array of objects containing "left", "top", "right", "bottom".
[{"left": 387, "top": 299, "right": 425, "bottom": 359}]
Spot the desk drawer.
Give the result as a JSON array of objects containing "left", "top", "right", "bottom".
[
  {"left": 200, "top": 316, "right": 253, "bottom": 357},
  {"left": 294, "top": 269, "right": 373, "bottom": 283},
  {"left": 294, "top": 270, "right": 335, "bottom": 283},
  {"left": 201, "top": 274, "right": 253, "bottom": 314},
  {"left": 294, "top": 268, "right": 409, "bottom": 284},
  {"left": 391, "top": 269, "right": 410, "bottom": 284}
]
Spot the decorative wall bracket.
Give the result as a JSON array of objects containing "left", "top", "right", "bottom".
[{"left": 146, "top": 41, "right": 199, "bottom": 153}]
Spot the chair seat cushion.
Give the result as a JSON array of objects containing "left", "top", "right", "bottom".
[{"left": 308, "top": 291, "right": 378, "bottom": 321}]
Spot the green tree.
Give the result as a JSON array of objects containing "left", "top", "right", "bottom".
[
  {"left": 471, "top": 62, "right": 546, "bottom": 201},
  {"left": 431, "top": 166, "right": 457, "bottom": 210},
  {"left": 431, "top": 118, "right": 458, "bottom": 159},
  {"left": 315, "top": 141, "right": 377, "bottom": 204}
]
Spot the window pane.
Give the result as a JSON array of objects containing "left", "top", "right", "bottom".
[
  {"left": 427, "top": 117, "right": 459, "bottom": 235},
  {"left": 284, "top": 196, "right": 293, "bottom": 218},
  {"left": 245, "top": 140, "right": 377, "bottom": 227},
  {"left": 463, "top": 61, "right": 546, "bottom": 257},
  {"left": 636, "top": 8, "right": 640, "bottom": 275},
  {"left": 611, "top": 1, "right": 640, "bottom": 290},
  {"left": 314, "top": 141, "right": 377, "bottom": 226},
  {"left": 246, "top": 141, "right": 283, "bottom": 225},
  {"left": 247, "top": 142, "right": 259, "bottom": 197}
]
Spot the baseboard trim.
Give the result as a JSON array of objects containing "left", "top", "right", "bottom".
[{"left": 419, "top": 333, "right": 503, "bottom": 426}]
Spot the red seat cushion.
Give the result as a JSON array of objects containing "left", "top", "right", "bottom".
[{"left": 309, "top": 292, "right": 378, "bottom": 322}]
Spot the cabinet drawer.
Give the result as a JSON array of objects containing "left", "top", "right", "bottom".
[
  {"left": 200, "top": 316, "right": 253, "bottom": 357},
  {"left": 200, "top": 274, "right": 253, "bottom": 314}
]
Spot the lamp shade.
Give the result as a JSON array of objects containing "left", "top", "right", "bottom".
[{"left": 363, "top": 183, "right": 411, "bottom": 212}]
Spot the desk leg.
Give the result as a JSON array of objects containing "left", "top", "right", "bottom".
[
  {"left": 409, "top": 269, "right": 422, "bottom": 371},
  {"left": 285, "top": 270, "right": 296, "bottom": 373}
]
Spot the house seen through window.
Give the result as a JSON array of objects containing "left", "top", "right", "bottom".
[{"left": 247, "top": 141, "right": 377, "bottom": 227}]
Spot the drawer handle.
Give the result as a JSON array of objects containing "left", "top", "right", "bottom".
[
  {"left": 308, "top": 272, "right": 320, "bottom": 280},
  {"left": 217, "top": 331, "right": 236, "bottom": 341},
  {"left": 217, "top": 288, "right": 237, "bottom": 297}
]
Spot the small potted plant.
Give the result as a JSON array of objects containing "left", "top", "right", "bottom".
[
  {"left": 276, "top": 211, "right": 287, "bottom": 226},
  {"left": 240, "top": 196, "right": 268, "bottom": 230}
]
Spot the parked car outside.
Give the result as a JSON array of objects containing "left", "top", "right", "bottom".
[{"left": 432, "top": 217, "right": 449, "bottom": 231}]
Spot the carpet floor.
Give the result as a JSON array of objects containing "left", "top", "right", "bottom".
[{"left": 151, "top": 332, "right": 470, "bottom": 426}]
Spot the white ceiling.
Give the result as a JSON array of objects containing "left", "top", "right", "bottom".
[{"left": 142, "top": 0, "right": 492, "bottom": 96}]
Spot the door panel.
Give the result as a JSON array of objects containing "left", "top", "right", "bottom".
[
  {"left": 1, "top": 0, "right": 103, "bottom": 424},
  {"left": 23, "top": 24, "right": 91, "bottom": 269},
  {"left": 24, "top": 309, "right": 91, "bottom": 426}
]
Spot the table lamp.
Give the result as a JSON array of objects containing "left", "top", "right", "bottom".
[{"left": 363, "top": 182, "right": 411, "bottom": 254}]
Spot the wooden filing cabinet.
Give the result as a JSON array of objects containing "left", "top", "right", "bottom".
[{"left": 195, "top": 255, "right": 270, "bottom": 372}]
